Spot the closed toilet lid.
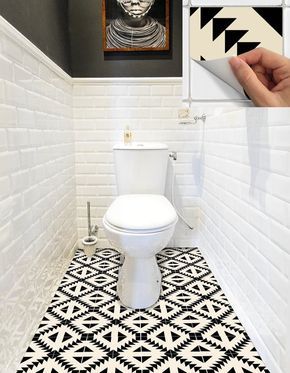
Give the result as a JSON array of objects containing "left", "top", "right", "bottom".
[{"left": 105, "top": 194, "right": 178, "bottom": 231}]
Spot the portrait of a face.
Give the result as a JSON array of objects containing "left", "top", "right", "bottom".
[
  {"left": 117, "top": 0, "right": 155, "bottom": 18},
  {"left": 103, "top": 0, "right": 170, "bottom": 52}
]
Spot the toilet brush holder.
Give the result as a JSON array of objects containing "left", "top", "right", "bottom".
[
  {"left": 80, "top": 201, "right": 99, "bottom": 256},
  {"left": 80, "top": 235, "right": 98, "bottom": 257}
]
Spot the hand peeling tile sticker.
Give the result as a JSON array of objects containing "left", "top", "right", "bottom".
[
  {"left": 190, "top": 7, "right": 283, "bottom": 61},
  {"left": 17, "top": 247, "right": 270, "bottom": 373}
]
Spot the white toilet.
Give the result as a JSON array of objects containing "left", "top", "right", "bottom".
[{"left": 103, "top": 142, "right": 178, "bottom": 309}]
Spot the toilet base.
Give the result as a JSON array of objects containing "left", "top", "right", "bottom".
[{"left": 117, "top": 255, "right": 161, "bottom": 309}]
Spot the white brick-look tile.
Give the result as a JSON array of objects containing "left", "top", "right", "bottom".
[
  {"left": 73, "top": 79, "right": 199, "bottom": 248},
  {"left": 199, "top": 108, "right": 290, "bottom": 373},
  {"left": 0, "top": 17, "right": 77, "bottom": 373}
]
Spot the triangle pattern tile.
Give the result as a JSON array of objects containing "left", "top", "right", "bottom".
[
  {"left": 193, "top": 298, "right": 232, "bottom": 320},
  {"left": 121, "top": 311, "right": 163, "bottom": 335},
  {"left": 225, "top": 30, "right": 249, "bottom": 53},
  {"left": 69, "top": 265, "right": 99, "bottom": 280},
  {"left": 71, "top": 311, "right": 110, "bottom": 336},
  {"left": 154, "top": 357, "right": 197, "bottom": 373},
  {"left": 203, "top": 323, "right": 246, "bottom": 351},
  {"left": 190, "top": 7, "right": 198, "bottom": 17},
  {"left": 253, "top": 7, "right": 283, "bottom": 36},
  {"left": 116, "top": 340, "right": 166, "bottom": 371},
  {"left": 55, "top": 339, "right": 108, "bottom": 372},
  {"left": 200, "top": 7, "right": 223, "bottom": 29},
  {"left": 148, "top": 324, "right": 192, "bottom": 351},
  {"left": 37, "top": 324, "right": 82, "bottom": 353},
  {"left": 159, "top": 258, "right": 187, "bottom": 271},
  {"left": 18, "top": 341, "right": 50, "bottom": 371},
  {"left": 212, "top": 17, "right": 236, "bottom": 40},
  {"left": 94, "top": 324, "right": 136, "bottom": 351},
  {"left": 215, "top": 355, "right": 269, "bottom": 372},
  {"left": 159, "top": 280, "right": 176, "bottom": 298},
  {"left": 179, "top": 264, "right": 211, "bottom": 279},
  {"left": 60, "top": 280, "right": 95, "bottom": 298},
  {"left": 17, "top": 248, "right": 269, "bottom": 373},
  {"left": 85, "top": 272, "right": 116, "bottom": 287},
  {"left": 91, "top": 359, "right": 139, "bottom": 373},
  {"left": 236, "top": 341, "right": 270, "bottom": 371},
  {"left": 59, "top": 271, "right": 82, "bottom": 287},
  {"left": 187, "top": 279, "right": 221, "bottom": 297},
  {"left": 173, "top": 310, "right": 211, "bottom": 335},
  {"left": 237, "top": 41, "right": 261, "bottom": 55},
  {"left": 162, "top": 272, "right": 193, "bottom": 287},
  {"left": 35, "top": 312, "right": 61, "bottom": 335},
  {"left": 147, "top": 299, "right": 183, "bottom": 322},
  {"left": 99, "top": 299, "right": 135, "bottom": 321},
  {"left": 51, "top": 299, "right": 89, "bottom": 322},
  {"left": 221, "top": 312, "right": 248, "bottom": 334},
  {"left": 78, "top": 289, "right": 113, "bottom": 309},
  {"left": 190, "top": 7, "right": 282, "bottom": 61},
  {"left": 164, "top": 288, "right": 202, "bottom": 308},
  {"left": 179, "top": 339, "right": 226, "bottom": 371}
]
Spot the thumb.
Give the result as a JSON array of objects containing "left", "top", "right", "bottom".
[{"left": 229, "top": 57, "right": 273, "bottom": 106}]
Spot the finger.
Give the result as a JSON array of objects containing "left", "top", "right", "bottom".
[
  {"left": 251, "top": 65, "right": 276, "bottom": 90},
  {"left": 271, "top": 77, "right": 290, "bottom": 92},
  {"left": 229, "top": 57, "right": 275, "bottom": 106},
  {"left": 272, "top": 64, "right": 290, "bottom": 84},
  {"left": 238, "top": 47, "right": 289, "bottom": 71},
  {"left": 251, "top": 64, "right": 272, "bottom": 88}
]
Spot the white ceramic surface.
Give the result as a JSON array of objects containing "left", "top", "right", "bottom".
[
  {"left": 103, "top": 217, "right": 177, "bottom": 309},
  {"left": 103, "top": 143, "right": 178, "bottom": 309},
  {"left": 81, "top": 236, "right": 98, "bottom": 257},
  {"left": 114, "top": 142, "right": 169, "bottom": 195}
]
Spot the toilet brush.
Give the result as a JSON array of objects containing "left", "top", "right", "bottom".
[{"left": 80, "top": 202, "right": 98, "bottom": 256}]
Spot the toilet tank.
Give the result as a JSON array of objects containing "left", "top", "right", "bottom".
[{"left": 113, "top": 142, "right": 169, "bottom": 195}]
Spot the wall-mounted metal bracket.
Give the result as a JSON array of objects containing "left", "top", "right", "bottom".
[{"left": 179, "top": 113, "right": 206, "bottom": 125}]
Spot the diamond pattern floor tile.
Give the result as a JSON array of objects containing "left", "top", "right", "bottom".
[{"left": 17, "top": 247, "right": 270, "bottom": 373}]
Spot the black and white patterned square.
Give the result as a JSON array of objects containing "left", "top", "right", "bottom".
[
  {"left": 190, "top": 7, "right": 283, "bottom": 61},
  {"left": 17, "top": 248, "right": 269, "bottom": 373}
]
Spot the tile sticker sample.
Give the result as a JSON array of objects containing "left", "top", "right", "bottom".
[{"left": 190, "top": 7, "right": 283, "bottom": 61}]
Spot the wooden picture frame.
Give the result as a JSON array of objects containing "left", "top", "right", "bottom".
[{"left": 102, "top": 0, "right": 170, "bottom": 52}]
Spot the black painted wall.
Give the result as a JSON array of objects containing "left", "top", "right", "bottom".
[
  {"left": 0, "top": 0, "right": 182, "bottom": 78},
  {"left": 68, "top": 0, "right": 182, "bottom": 77},
  {"left": 0, "top": 0, "right": 71, "bottom": 74}
]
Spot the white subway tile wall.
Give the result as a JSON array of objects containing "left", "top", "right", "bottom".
[
  {"left": 73, "top": 79, "right": 200, "bottom": 249},
  {"left": 0, "top": 19, "right": 77, "bottom": 373},
  {"left": 198, "top": 108, "right": 290, "bottom": 373}
]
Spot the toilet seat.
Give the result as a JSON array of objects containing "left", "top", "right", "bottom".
[
  {"left": 104, "top": 194, "right": 178, "bottom": 232},
  {"left": 103, "top": 217, "right": 177, "bottom": 235},
  {"left": 103, "top": 193, "right": 178, "bottom": 309}
]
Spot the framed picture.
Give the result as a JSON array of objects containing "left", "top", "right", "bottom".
[{"left": 102, "top": 0, "right": 170, "bottom": 52}]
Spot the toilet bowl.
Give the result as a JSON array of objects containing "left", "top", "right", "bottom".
[
  {"left": 103, "top": 142, "right": 178, "bottom": 309},
  {"left": 103, "top": 194, "right": 178, "bottom": 309}
]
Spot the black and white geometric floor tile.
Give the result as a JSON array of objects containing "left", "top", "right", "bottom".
[{"left": 17, "top": 247, "right": 269, "bottom": 373}]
